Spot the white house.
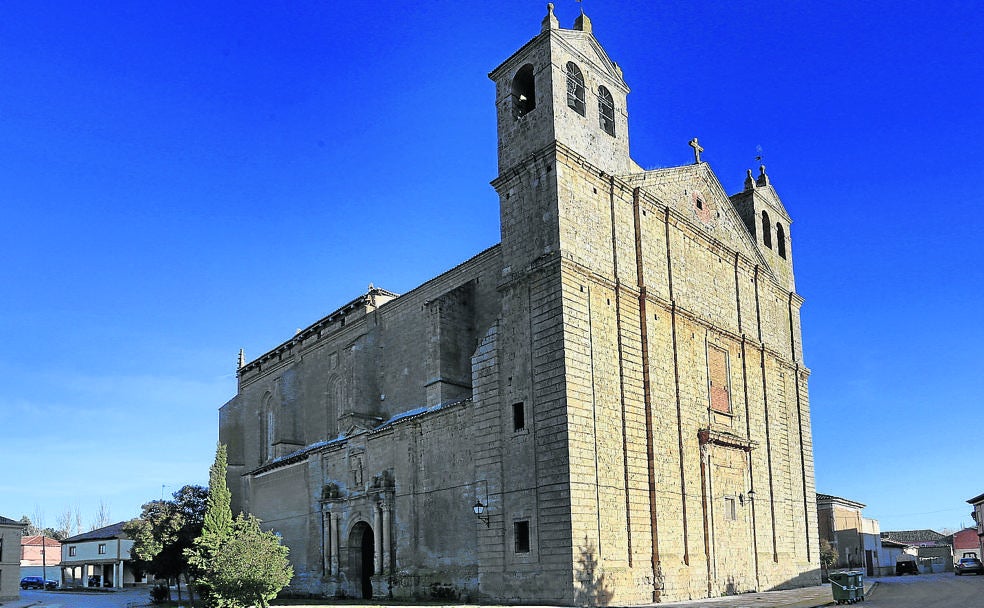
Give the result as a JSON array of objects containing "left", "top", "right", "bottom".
[
  {"left": 878, "top": 538, "right": 914, "bottom": 575},
  {"left": 60, "top": 522, "right": 144, "bottom": 588}
]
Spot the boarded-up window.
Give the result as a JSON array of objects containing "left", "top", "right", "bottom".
[{"left": 708, "top": 345, "right": 731, "bottom": 413}]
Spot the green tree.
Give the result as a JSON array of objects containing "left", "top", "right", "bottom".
[
  {"left": 820, "top": 538, "right": 839, "bottom": 573},
  {"left": 124, "top": 485, "right": 208, "bottom": 604},
  {"left": 202, "top": 443, "right": 233, "bottom": 541},
  {"left": 18, "top": 516, "right": 64, "bottom": 541},
  {"left": 188, "top": 443, "right": 293, "bottom": 607},
  {"left": 207, "top": 514, "right": 293, "bottom": 608}
]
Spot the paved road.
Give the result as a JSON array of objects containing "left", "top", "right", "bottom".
[
  {"left": 865, "top": 572, "right": 984, "bottom": 607},
  {"left": 13, "top": 587, "right": 151, "bottom": 608}
]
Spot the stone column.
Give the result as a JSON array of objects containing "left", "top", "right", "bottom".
[
  {"left": 323, "top": 512, "right": 331, "bottom": 575},
  {"left": 381, "top": 502, "right": 392, "bottom": 574},
  {"left": 373, "top": 503, "right": 383, "bottom": 575},
  {"left": 330, "top": 515, "right": 340, "bottom": 576}
]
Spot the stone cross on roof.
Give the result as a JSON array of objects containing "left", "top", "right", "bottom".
[{"left": 689, "top": 137, "right": 704, "bottom": 164}]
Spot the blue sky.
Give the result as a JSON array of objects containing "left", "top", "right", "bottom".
[{"left": 2, "top": 1, "right": 981, "bottom": 534}]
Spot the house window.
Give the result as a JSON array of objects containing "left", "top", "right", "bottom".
[
  {"left": 724, "top": 497, "right": 737, "bottom": 521},
  {"left": 598, "top": 85, "right": 615, "bottom": 136},
  {"left": 512, "top": 402, "right": 525, "bottom": 431},
  {"left": 708, "top": 345, "right": 731, "bottom": 413},
  {"left": 566, "top": 62, "right": 585, "bottom": 116},
  {"left": 761, "top": 210, "right": 773, "bottom": 249},
  {"left": 69, "top": 546, "right": 77, "bottom": 556},
  {"left": 98, "top": 543, "right": 106, "bottom": 554},
  {"left": 511, "top": 64, "right": 536, "bottom": 118},
  {"left": 514, "top": 520, "right": 531, "bottom": 553}
]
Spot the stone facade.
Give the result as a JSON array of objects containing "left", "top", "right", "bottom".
[
  {"left": 219, "top": 6, "right": 819, "bottom": 603},
  {"left": 0, "top": 515, "right": 26, "bottom": 601}
]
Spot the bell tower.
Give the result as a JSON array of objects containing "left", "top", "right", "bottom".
[
  {"left": 489, "top": 4, "right": 632, "bottom": 277},
  {"left": 489, "top": 3, "right": 632, "bottom": 177},
  {"left": 730, "top": 164, "right": 796, "bottom": 291}
]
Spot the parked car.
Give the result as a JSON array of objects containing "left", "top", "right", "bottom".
[
  {"left": 20, "top": 576, "right": 57, "bottom": 590},
  {"left": 955, "top": 557, "right": 984, "bottom": 575},
  {"left": 896, "top": 560, "right": 919, "bottom": 575}
]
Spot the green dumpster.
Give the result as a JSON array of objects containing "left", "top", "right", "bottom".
[
  {"left": 830, "top": 571, "right": 857, "bottom": 604},
  {"left": 850, "top": 571, "right": 864, "bottom": 602}
]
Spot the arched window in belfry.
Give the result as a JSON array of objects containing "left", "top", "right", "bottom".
[
  {"left": 325, "top": 376, "right": 341, "bottom": 439},
  {"left": 261, "top": 392, "right": 275, "bottom": 463},
  {"left": 511, "top": 64, "right": 535, "bottom": 118},
  {"left": 761, "top": 210, "right": 773, "bottom": 249},
  {"left": 566, "top": 62, "right": 585, "bottom": 116},
  {"left": 598, "top": 85, "right": 615, "bottom": 136},
  {"left": 776, "top": 223, "right": 787, "bottom": 259}
]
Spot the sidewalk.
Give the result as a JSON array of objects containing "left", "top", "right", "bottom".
[
  {"left": 652, "top": 579, "right": 877, "bottom": 608},
  {"left": 0, "top": 581, "right": 878, "bottom": 608}
]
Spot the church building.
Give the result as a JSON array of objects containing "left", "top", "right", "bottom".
[{"left": 219, "top": 5, "right": 820, "bottom": 603}]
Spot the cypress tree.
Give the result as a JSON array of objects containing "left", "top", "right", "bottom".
[
  {"left": 202, "top": 443, "right": 233, "bottom": 540},
  {"left": 187, "top": 443, "right": 234, "bottom": 604}
]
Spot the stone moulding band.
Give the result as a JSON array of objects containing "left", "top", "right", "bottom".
[{"left": 697, "top": 427, "right": 757, "bottom": 452}]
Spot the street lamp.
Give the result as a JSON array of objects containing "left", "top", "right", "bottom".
[{"left": 473, "top": 500, "right": 489, "bottom": 527}]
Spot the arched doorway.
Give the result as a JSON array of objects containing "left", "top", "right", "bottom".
[{"left": 348, "top": 521, "right": 374, "bottom": 599}]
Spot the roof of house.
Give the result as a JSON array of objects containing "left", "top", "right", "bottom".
[
  {"left": 22, "top": 534, "right": 62, "bottom": 547},
  {"left": 881, "top": 529, "right": 946, "bottom": 544},
  {"left": 816, "top": 493, "right": 866, "bottom": 509},
  {"left": 968, "top": 492, "right": 984, "bottom": 505},
  {"left": 62, "top": 521, "right": 128, "bottom": 543},
  {"left": 880, "top": 538, "right": 910, "bottom": 548},
  {"left": 0, "top": 515, "right": 24, "bottom": 526}
]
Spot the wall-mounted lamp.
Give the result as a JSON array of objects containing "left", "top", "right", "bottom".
[
  {"left": 739, "top": 490, "right": 756, "bottom": 506},
  {"left": 473, "top": 500, "right": 490, "bottom": 527}
]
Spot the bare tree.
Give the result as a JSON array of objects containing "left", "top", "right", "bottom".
[
  {"left": 90, "top": 499, "right": 111, "bottom": 530},
  {"left": 31, "top": 504, "right": 46, "bottom": 533},
  {"left": 55, "top": 508, "right": 73, "bottom": 538},
  {"left": 74, "top": 505, "right": 83, "bottom": 536}
]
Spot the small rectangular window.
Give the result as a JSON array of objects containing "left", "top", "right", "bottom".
[
  {"left": 724, "top": 497, "right": 737, "bottom": 521},
  {"left": 69, "top": 546, "right": 77, "bottom": 556},
  {"left": 514, "top": 520, "right": 530, "bottom": 553},
  {"left": 512, "top": 402, "right": 525, "bottom": 431},
  {"left": 98, "top": 543, "right": 106, "bottom": 554}
]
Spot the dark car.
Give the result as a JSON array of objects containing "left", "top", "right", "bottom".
[
  {"left": 20, "top": 576, "right": 58, "bottom": 590},
  {"left": 896, "top": 560, "right": 919, "bottom": 575},
  {"left": 955, "top": 557, "right": 984, "bottom": 575}
]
